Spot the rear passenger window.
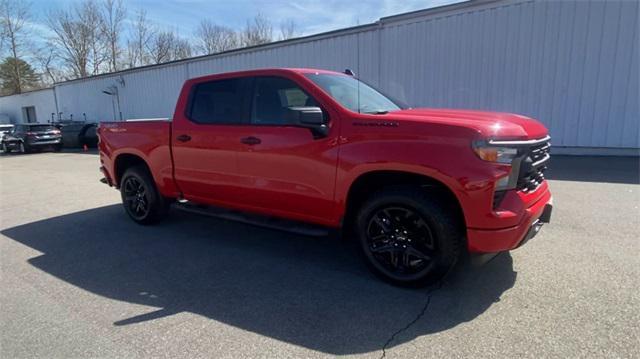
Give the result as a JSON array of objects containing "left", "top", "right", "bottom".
[
  {"left": 189, "top": 78, "right": 244, "bottom": 124},
  {"left": 251, "top": 77, "right": 319, "bottom": 125}
]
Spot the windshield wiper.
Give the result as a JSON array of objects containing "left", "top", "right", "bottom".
[{"left": 363, "top": 110, "right": 389, "bottom": 115}]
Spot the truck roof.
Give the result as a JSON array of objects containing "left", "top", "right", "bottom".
[{"left": 187, "top": 68, "right": 347, "bottom": 83}]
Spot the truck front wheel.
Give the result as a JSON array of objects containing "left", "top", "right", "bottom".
[
  {"left": 355, "top": 186, "right": 463, "bottom": 287},
  {"left": 120, "top": 165, "right": 168, "bottom": 225}
]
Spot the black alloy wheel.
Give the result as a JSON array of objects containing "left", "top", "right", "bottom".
[
  {"left": 122, "top": 176, "right": 150, "bottom": 221},
  {"left": 120, "top": 165, "right": 169, "bottom": 224},
  {"left": 365, "top": 206, "right": 436, "bottom": 278},
  {"left": 356, "top": 186, "right": 463, "bottom": 286}
]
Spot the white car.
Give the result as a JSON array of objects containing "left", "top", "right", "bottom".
[{"left": 0, "top": 124, "right": 14, "bottom": 150}]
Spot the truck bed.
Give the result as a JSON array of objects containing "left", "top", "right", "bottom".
[{"left": 98, "top": 119, "right": 176, "bottom": 196}]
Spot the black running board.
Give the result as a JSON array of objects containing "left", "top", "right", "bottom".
[{"left": 173, "top": 202, "right": 331, "bottom": 237}]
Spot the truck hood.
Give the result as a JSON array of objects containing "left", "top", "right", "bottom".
[{"left": 389, "top": 108, "right": 548, "bottom": 140}]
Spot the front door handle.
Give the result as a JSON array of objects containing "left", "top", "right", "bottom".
[
  {"left": 240, "top": 136, "right": 261, "bottom": 145},
  {"left": 176, "top": 134, "right": 191, "bottom": 142}
]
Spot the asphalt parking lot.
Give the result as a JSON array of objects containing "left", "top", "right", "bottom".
[{"left": 0, "top": 151, "right": 638, "bottom": 358}]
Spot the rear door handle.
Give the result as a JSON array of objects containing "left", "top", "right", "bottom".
[
  {"left": 176, "top": 134, "right": 191, "bottom": 142},
  {"left": 240, "top": 136, "right": 261, "bottom": 145}
]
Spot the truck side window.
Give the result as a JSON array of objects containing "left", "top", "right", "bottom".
[
  {"left": 189, "top": 78, "right": 244, "bottom": 124},
  {"left": 251, "top": 77, "right": 319, "bottom": 125}
]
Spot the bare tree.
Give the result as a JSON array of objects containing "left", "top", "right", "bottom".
[
  {"left": 194, "top": 19, "right": 238, "bottom": 55},
  {"left": 101, "top": 0, "right": 126, "bottom": 72},
  {"left": 83, "top": 1, "right": 107, "bottom": 75},
  {"left": 0, "top": 0, "right": 32, "bottom": 93},
  {"left": 279, "top": 19, "right": 297, "bottom": 40},
  {"left": 34, "top": 46, "right": 63, "bottom": 85},
  {"left": 172, "top": 35, "right": 192, "bottom": 60},
  {"left": 47, "top": 9, "right": 87, "bottom": 78},
  {"left": 125, "top": 9, "right": 154, "bottom": 68},
  {"left": 148, "top": 30, "right": 172, "bottom": 64},
  {"left": 125, "top": 40, "right": 138, "bottom": 68},
  {"left": 148, "top": 30, "right": 192, "bottom": 64},
  {"left": 47, "top": 1, "right": 107, "bottom": 78},
  {"left": 241, "top": 13, "right": 272, "bottom": 47},
  {"left": 0, "top": 9, "right": 5, "bottom": 54}
]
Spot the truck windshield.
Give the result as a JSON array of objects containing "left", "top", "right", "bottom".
[{"left": 305, "top": 73, "right": 404, "bottom": 114}]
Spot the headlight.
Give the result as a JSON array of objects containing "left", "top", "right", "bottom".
[
  {"left": 472, "top": 143, "right": 519, "bottom": 164},
  {"left": 473, "top": 141, "right": 522, "bottom": 193}
]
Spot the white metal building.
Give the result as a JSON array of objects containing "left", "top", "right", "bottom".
[
  {"left": 0, "top": 0, "right": 638, "bottom": 155},
  {"left": 0, "top": 88, "right": 57, "bottom": 124}
]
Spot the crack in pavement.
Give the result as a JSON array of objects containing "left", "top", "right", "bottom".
[
  {"left": 379, "top": 280, "right": 444, "bottom": 359},
  {"left": 378, "top": 253, "right": 506, "bottom": 358}
]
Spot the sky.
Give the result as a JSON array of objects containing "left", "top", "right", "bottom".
[{"left": 28, "top": 0, "right": 464, "bottom": 40}]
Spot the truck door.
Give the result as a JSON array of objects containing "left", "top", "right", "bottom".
[
  {"left": 235, "top": 76, "right": 341, "bottom": 226},
  {"left": 171, "top": 77, "right": 252, "bottom": 206}
]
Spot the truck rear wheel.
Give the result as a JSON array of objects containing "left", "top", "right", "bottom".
[
  {"left": 355, "top": 186, "right": 463, "bottom": 287},
  {"left": 120, "top": 165, "right": 168, "bottom": 225}
]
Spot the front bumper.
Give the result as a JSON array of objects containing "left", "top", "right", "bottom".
[{"left": 467, "top": 188, "right": 553, "bottom": 253}]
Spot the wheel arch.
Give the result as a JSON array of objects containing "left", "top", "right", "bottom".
[
  {"left": 113, "top": 152, "right": 152, "bottom": 188},
  {"left": 342, "top": 169, "right": 467, "bottom": 233}
]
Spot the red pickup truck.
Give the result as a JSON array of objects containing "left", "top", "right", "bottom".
[{"left": 98, "top": 68, "right": 552, "bottom": 286}]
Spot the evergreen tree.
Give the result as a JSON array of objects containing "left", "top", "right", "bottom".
[{"left": 0, "top": 57, "right": 39, "bottom": 95}]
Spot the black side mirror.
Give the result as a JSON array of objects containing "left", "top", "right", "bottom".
[{"left": 287, "top": 106, "right": 328, "bottom": 138}]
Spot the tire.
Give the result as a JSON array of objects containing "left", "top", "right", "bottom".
[
  {"left": 53, "top": 144, "right": 62, "bottom": 152},
  {"left": 355, "top": 186, "right": 463, "bottom": 287},
  {"left": 79, "top": 124, "right": 98, "bottom": 148},
  {"left": 19, "top": 142, "right": 28, "bottom": 153},
  {"left": 120, "top": 165, "right": 169, "bottom": 225},
  {"left": 1, "top": 142, "right": 7, "bottom": 153}
]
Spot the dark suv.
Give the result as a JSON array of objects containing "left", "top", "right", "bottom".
[{"left": 1, "top": 124, "right": 62, "bottom": 153}]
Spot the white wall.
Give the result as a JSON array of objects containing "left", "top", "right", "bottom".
[
  {"left": 378, "top": 0, "right": 639, "bottom": 150},
  {"left": 0, "top": 88, "right": 57, "bottom": 124}
]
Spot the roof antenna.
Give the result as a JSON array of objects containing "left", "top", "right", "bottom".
[{"left": 344, "top": 69, "right": 355, "bottom": 76}]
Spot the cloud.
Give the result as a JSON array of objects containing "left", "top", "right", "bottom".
[{"left": 25, "top": 20, "right": 55, "bottom": 38}]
